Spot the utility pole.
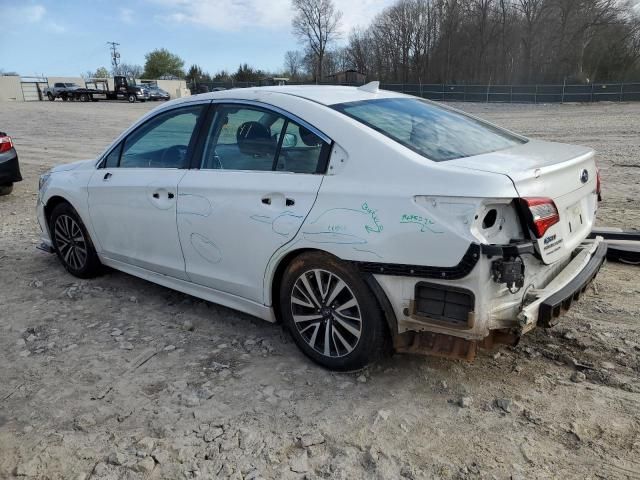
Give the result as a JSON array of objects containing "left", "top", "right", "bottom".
[{"left": 107, "top": 41, "right": 120, "bottom": 74}]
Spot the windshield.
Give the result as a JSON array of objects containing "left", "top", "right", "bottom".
[
  {"left": 65, "top": 83, "right": 79, "bottom": 87},
  {"left": 332, "top": 98, "right": 526, "bottom": 162}
]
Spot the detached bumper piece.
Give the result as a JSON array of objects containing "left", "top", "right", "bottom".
[
  {"left": 588, "top": 228, "right": 640, "bottom": 265},
  {"left": 538, "top": 240, "right": 607, "bottom": 327}
]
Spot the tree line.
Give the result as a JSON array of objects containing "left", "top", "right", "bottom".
[
  {"left": 64, "top": 0, "right": 640, "bottom": 86},
  {"left": 289, "top": 0, "right": 640, "bottom": 84}
]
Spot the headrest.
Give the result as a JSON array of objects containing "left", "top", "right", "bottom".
[{"left": 298, "top": 125, "right": 320, "bottom": 146}]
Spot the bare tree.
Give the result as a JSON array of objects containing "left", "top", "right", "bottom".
[
  {"left": 115, "top": 63, "right": 143, "bottom": 78},
  {"left": 284, "top": 50, "right": 305, "bottom": 79},
  {"left": 344, "top": 0, "right": 640, "bottom": 84},
  {"left": 291, "top": 0, "right": 342, "bottom": 82}
]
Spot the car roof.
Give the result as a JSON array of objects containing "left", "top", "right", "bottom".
[{"left": 189, "top": 85, "right": 407, "bottom": 106}]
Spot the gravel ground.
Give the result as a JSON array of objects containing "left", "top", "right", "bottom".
[{"left": 0, "top": 100, "right": 639, "bottom": 480}]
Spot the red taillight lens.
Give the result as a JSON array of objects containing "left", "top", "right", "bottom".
[
  {"left": 0, "top": 136, "right": 13, "bottom": 154},
  {"left": 520, "top": 197, "right": 560, "bottom": 238},
  {"left": 596, "top": 168, "right": 602, "bottom": 201}
]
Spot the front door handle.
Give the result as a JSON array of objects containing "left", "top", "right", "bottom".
[
  {"left": 261, "top": 197, "right": 271, "bottom": 205},
  {"left": 103, "top": 172, "right": 112, "bottom": 181},
  {"left": 168, "top": 192, "right": 175, "bottom": 199},
  {"left": 286, "top": 198, "right": 295, "bottom": 207}
]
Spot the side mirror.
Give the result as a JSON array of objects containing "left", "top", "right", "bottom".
[{"left": 282, "top": 133, "right": 297, "bottom": 148}]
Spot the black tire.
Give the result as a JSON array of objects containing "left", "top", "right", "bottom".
[
  {"left": 279, "top": 251, "right": 388, "bottom": 371},
  {"left": 47, "top": 93, "right": 55, "bottom": 101},
  {"left": 128, "top": 94, "right": 136, "bottom": 103},
  {"left": 49, "top": 202, "right": 102, "bottom": 278},
  {"left": 80, "top": 93, "right": 89, "bottom": 102},
  {"left": 62, "top": 96, "right": 68, "bottom": 102},
  {"left": 0, "top": 184, "right": 13, "bottom": 196}
]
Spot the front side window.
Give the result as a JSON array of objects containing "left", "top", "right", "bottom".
[
  {"left": 332, "top": 98, "right": 526, "bottom": 162},
  {"left": 119, "top": 105, "right": 204, "bottom": 168},
  {"left": 200, "top": 104, "right": 330, "bottom": 173},
  {"left": 104, "top": 143, "right": 122, "bottom": 168}
]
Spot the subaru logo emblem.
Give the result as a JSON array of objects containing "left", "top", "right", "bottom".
[{"left": 580, "top": 169, "right": 589, "bottom": 184}]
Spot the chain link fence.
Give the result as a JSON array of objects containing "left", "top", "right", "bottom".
[{"left": 192, "top": 80, "right": 640, "bottom": 103}]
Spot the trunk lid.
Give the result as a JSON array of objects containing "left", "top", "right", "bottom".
[{"left": 450, "top": 140, "right": 598, "bottom": 264}]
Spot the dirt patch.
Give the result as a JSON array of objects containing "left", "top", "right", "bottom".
[{"left": 1, "top": 101, "right": 639, "bottom": 479}]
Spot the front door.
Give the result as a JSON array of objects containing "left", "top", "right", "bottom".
[
  {"left": 87, "top": 104, "right": 207, "bottom": 279},
  {"left": 177, "top": 103, "right": 331, "bottom": 303}
]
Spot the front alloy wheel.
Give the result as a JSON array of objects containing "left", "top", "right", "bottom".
[
  {"left": 49, "top": 202, "right": 101, "bottom": 278},
  {"left": 280, "top": 251, "right": 388, "bottom": 370},
  {"left": 291, "top": 269, "right": 363, "bottom": 358},
  {"left": 53, "top": 214, "right": 88, "bottom": 271}
]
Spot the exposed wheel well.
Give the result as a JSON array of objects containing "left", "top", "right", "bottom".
[
  {"left": 44, "top": 196, "right": 71, "bottom": 227},
  {"left": 269, "top": 248, "right": 397, "bottom": 338},
  {"left": 270, "top": 248, "right": 319, "bottom": 324}
]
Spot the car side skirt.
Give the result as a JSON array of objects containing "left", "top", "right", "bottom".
[{"left": 99, "top": 256, "right": 277, "bottom": 323}]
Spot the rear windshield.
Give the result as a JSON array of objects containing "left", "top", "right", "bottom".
[{"left": 332, "top": 98, "right": 526, "bottom": 162}]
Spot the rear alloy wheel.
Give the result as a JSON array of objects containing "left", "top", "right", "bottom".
[
  {"left": 280, "top": 252, "right": 387, "bottom": 370},
  {"left": 49, "top": 203, "right": 101, "bottom": 278}
]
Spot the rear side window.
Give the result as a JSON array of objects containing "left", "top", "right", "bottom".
[
  {"left": 332, "top": 98, "right": 526, "bottom": 162},
  {"left": 277, "top": 121, "right": 329, "bottom": 174}
]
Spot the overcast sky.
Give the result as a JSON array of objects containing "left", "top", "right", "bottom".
[{"left": 0, "top": 0, "right": 395, "bottom": 77}]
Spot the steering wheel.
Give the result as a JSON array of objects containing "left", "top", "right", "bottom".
[{"left": 157, "top": 144, "right": 188, "bottom": 168}]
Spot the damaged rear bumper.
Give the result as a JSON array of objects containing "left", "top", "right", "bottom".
[{"left": 518, "top": 236, "right": 606, "bottom": 331}]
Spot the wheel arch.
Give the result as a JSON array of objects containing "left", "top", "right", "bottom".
[
  {"left": 44, "top": 195, "right": 71, "bottom": 224},
  {"left": 43, "top": 195, "right": 87, "bottom": 232},
  {"left": 269, "top": 247, "right": 321, "bottom": 324},
  {"left": 268, "top": 247, "right": 398, "bottom": 338}
]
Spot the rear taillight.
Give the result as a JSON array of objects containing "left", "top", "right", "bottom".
[
  {"left": 519, "top": 197, "right": 560, "bottom": 238},
  {"left": 0, "top": 135, "right": 13, "bottom": 154},
  {"left": 596, "top": 168, "right": 602, "bottom": 201}
]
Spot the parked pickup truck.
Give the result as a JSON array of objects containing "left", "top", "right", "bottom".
[{"left": 44, "top": 83, "right": 98, "bottom": 102}]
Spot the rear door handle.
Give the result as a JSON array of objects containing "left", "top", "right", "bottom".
[
  {"left": 152, "top": 192, "right": 159, "bottom": 199},
  {"left": 286, "top": 198, "right": 295, "bottom": 207},
  {"left": 261, "top": 197, "right": 271, "bottom": 205},
  {"left": 168, "top": 192, "right": 175, "bottom": 199}
]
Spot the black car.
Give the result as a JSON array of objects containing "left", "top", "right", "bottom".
[
  {"left": 0, "top": 132, "right": 21, "bottom": 195},
  {"left": 148, "top": 86, "right": 170, "bottom": 101}
]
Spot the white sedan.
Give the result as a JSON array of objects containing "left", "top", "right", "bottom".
[{"left": 37, "top": 83, "right": 606, "bottom": 370}]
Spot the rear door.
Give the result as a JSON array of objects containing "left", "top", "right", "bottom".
[
  {"left": 177, "top": 102, "right": 330, "bottom": 303},
  {"left": 87, "top": 103, "right": 207, "bottom": 279}
]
